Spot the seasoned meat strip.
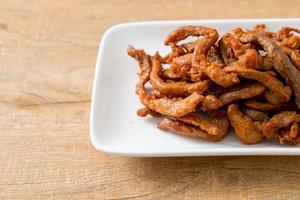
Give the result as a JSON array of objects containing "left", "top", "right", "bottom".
[
  {"left": 219, "top": 83, "right": 266, "bottom": 105},
  {"left": 263, "top": 111, "right": 300, "bottom": 139},
  {"left": 241, "top": 108, "right": 269, "bottom": 122},
  {"left": 227, "top": 104, "right": 263, "bottom": 144},
  {"left": 176, "top": 112, "right": 229, "bottom": 136},
  {"left": 148, "top": 93, "right": 204, "bottom": 117},
  {"left": 240, "top": 33, "right": 300, "bottom": 108},
  {"left": 150, "top": 54, "right": 211, "bottom": 96},
  {"left": 157, "top": 118, "right": 226, "bottom": 142},
  {"left": 243, "top": 100, "right": 297, "bottom": 111},
  {"left": 278, "top": 122, "right": 299, "bottom": 145},
  {"left": 224, "top": 66, "right": 292, "bottom": 104}
]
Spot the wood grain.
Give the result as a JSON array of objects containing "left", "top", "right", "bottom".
[{"left": 0, "top": 0, "right": 300, "bottom": 199}]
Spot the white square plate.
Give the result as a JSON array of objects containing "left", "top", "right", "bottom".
[{"left": 90, "top": 19, "right": 300, "bottom": 156}]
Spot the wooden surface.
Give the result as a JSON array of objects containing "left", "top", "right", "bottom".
[{"left": 1, "top": 0, "right": 300, "bottom": 199}]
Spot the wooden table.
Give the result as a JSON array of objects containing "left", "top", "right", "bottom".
[{"left": 1, "top": 0, "right": 300, "bottom": 199}]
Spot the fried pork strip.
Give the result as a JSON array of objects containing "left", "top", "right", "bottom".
[
  {"left": 164, "top": 26, "right": 218, "bottom": 45},
  {"left": 148, "top": 93, "right": 204, "bottom": 117},
  {"left": 220, "top": 33, "right": 261, "bottom": 69},
  {"left": 157, "top": 118, "right": 226, "bottom": 142},
  {"left": 291, "top": 50, "right": 300, "bottom": 70},
  {"left": 137, "top": 107, "right": 160, "bottom": 117},
  {"left": 227, "top": 104, "right": 263, "bottom": 144},
  {"left": 165, "top": 25, "right": 239, "bottom": 87},
  {"left": 202, "top": 95, "right": 223, "bottom": 111},
  {"left": 191, "top": 27, "right": 219, "bottom": 64},
  {"left": 241, "top": 108, "right": 269, "bottom": 122},
  {"left": 128, "top": 46, "right": 206, "bottom": 117},
  {"left": 273, "top": 44, "right": 300, "bottom": 71},
  {"left": 219, "top": 83, "right": 266, "bottom": 105},
  {"left": 219, "top": 34, "right": 238, "bottom": 65},
  {"left": 224, "top": 66, "right": 292, "bottom": 104},
  {"left": 260, "top": 55, "right": 274, "bottom": 71},
  {"left": 162, "top": 68, "right": 181, "bottom": 80},
  {"left": 207, "top": 45, "right": 224, "bottom": 64},
  {"left": 127, "top": 45, "right": 152, "bottom": 106},
  {"left": 150, "top": 54, "right": 211, "bottom": 96},
  {"left": 240, "top": 33, "right": 300, "bottom": 108},
  {"left": 198, "top": 61, "right": 240, "bottom": 87},
  {"left": 237, "top": 49, "right": 261, "bottom": 70},
  {"left": 277, "top": 27, "right": 300, "bottom": 49},
  {"left": 176, "top": 113, "right": 229, "bottom": 136},
  {"left": 263, "top": 111, "right": 300, "bottom": 139},
  {"left": 170, "top": 53, "right": 193, "bottom": 77},
  {"left": 252, "top": 24, "right": 276, "bottom": 39},
  {"left": 137, "top": 107, "right": 150, "bottom": 117},
  {"left": 264, "top": 90, "right": 289, "bottom": 105},
  {"left": 278, "top": 122, "right": 299, "bottom": 145},
  {"left": 243, "top": 100, "right": 297, "bottom": 111},
  {"left": 190, "top": 28, "right": 240, "bottom": 87}
]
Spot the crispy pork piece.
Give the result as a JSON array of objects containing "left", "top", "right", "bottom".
[
  {"left": 291, "top": 50, "right": 300, "bottom": 70},
  {"left": 224, "top": 66, "right": 292, "bottom": 104},
  {"left": 166, "top": 26, "right": 238, "bottom": 87},
  {"left": 259, "top": 55, "right": 274, "bottom": 71},
  {"left": 137, "top": 107, "right": 149, "bottom": 117},
  {"left": 157, "top": 118, "right": 226, "bottom": 142},
  {"left": 273, "top": 44, "right": 300, "bottom": 71},
  {"left": 277, "top": 27, "right": 300, "bottom": 49},
  {"left": 188, "top": 66, "right": 209, "bottom": 82},
  {"left": 219, "top": 34, "right": 238, "bottom": 65},
  {"left": 251, "top": 24, "right": 276, "bottom": 39},
  {"left": 190, "top": 28, "right": 239, "bottom": 86},
  {"left": 129, "top": 47, "right": 209, "bottom": 117},
  {"left": 220, "top": 33, "right": 261, "bottom": 69},
  {"left": 171, "top": 53, "right": 209, "bottom": 82},
  {"left": 241, "top": 108, "right": 269, "bottom": 122},
  {"left": 148, "top": 93, "right": 204, "bottom": 117},
  {"left": 127, "top": 45, "right": 152, "bottom": 106},
  {"left": 170, "top": 53, "right": 193, "bottom": 77},
  {"left": 264, "top": 90, "right": 290, "bottom": 105},
  {"left": 137, "top": 107, "right": 160, "bottom": 117},
  {"left": 199, "top": 61, "right": 240, "bottom": 87},
  {"left": 192, "top": 28, "right": 219, "bottom": 64},
  {"left": 244, "top": 100, "right": 281, "bottom": 111},
  {"left": 202, "top": 95, "right": 224, "bottom": 111},
  {"left": 219, "top": 83, "right": 266, "bottom": 105},
  {"left": 172, "top": 53, "right": 193, "bottom": 66},
  {"left": 162, "top": 43, "right": 186, "bottom": 63},
  {"left": 263, "top": 111, "right": 300, "bottom": 139},
  {"left": 207, "top": 45, "right": 224, "bottom": 64},
  {"left": 278, "top": 122, "right": 299, "bottom": 145},
  {"left": 227, "top": 104, "right": 263, "bottom": 144},
  {"left": 243, "top": 100, "right": 297, "bottom": 111},
  {"left": 162, "top": 68, "right": 182, "bottom": 80},
  {"left": 164, "top": 26, "right": 218, "bottom": 45},
  {"left": 237, "top": 49, "right": 261, "bottom": 70},
  {"left": 176, "top": 112, "right": 229, "bottom": 136},
  {"left": 150, "top": 54, "right": 211, "bottom": 96},
  {"left": 240, "top": 32, "right": 300, "bottom": 108}
]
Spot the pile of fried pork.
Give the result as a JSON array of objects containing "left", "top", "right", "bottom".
[{"left": 128, "top": 24, "right": 300, "bottom": 145}]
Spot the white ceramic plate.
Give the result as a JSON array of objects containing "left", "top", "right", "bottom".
[{"left": 90, "top": 19, "right": 300, "bottom": 157}]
